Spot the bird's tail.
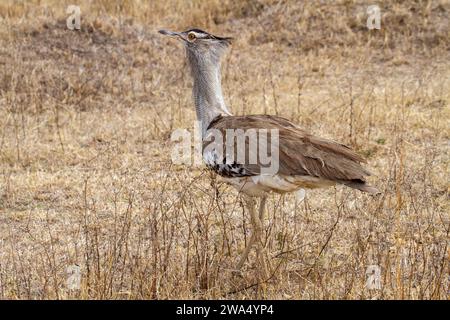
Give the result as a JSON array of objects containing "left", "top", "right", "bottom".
[{"left": 343, "top": 181, "right": 381, "bottom": 194}]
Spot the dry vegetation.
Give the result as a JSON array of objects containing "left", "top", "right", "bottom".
[{"left": 0, "top": 0, "right": 449, "bottom": 299}]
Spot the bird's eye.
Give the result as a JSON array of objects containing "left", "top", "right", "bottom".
[{"left": 188, "top": 32, "right": 196, "bottom": 41}]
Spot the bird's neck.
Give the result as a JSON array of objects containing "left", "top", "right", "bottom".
[{"left": 188, "top": 52, "right": 231, "bottom": 137}]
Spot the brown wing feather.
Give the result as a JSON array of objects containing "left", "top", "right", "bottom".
[{"left": 208, "top": 115, "right": 375, "bottom": 187}]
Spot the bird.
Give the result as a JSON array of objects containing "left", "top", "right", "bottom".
[{"left": 159, "top": 28, "right": 379, "bottom": 278}]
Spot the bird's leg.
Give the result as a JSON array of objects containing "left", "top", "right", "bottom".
[
  {"left": 258, "top": 195, "right": 267, "bottom": 221},
  {"left": 257, "top": 196, "right": 271, "bottom": 274},
  {"left": 236, "top": 197, "right": 257, "bottom": 270},
  {"left": 254, "top": 196, "right": 269, "bottom": 279},
  {"left": 236, "top": 196, "right": 269, "bottom": 279}
]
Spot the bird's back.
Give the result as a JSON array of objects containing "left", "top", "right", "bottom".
[{"left": 203, "top": 114, "right": 379, "bottom": 195}]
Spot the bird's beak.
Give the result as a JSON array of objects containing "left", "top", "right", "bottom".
[{"left": 158, "top": 29, "right": 186, "bottom": 42}]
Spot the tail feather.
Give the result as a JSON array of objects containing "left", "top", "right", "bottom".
[{"left": 344, "top": 181, "right": 381, "bottom": 194}]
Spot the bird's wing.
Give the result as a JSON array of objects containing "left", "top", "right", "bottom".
[{"left": 205, "top": 115, "right": 371, "bottom": 184}]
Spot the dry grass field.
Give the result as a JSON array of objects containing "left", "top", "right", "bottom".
[{"left": 0, "top": 0, "right": 449, "bottom": 299}]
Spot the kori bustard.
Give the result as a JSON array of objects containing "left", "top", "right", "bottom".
[{"left": 159, "top": 28, "right": 379, "bottom": 277}]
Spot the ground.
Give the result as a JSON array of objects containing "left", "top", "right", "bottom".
[{"left": 0, "top": 0, "right": 449, "bottom": 299}]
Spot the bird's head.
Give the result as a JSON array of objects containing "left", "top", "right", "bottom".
[{"left": 158, "top": 28, "right": 232, "bottom": 61}]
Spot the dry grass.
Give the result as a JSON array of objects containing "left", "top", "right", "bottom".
[{"left": 0, "top": 0, "right": 449, "bottom": 299}]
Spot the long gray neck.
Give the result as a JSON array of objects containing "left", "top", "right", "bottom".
[{"left": 187, "top": 49, "right": 231, "bottom": 137}]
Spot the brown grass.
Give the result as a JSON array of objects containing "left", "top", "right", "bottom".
[{"left": 0, "top": 0, "right": 449, "bottom": 299}]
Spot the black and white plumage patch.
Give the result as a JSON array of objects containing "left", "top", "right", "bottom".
[{"left": 203, "top": 149, "right": 251, "bottom": 178}]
